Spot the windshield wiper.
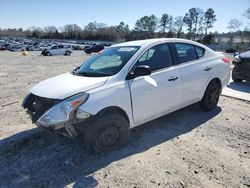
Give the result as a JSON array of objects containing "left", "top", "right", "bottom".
[
  {"left": 77, "top": 71, "right": 112, "bottom": 77},
  {"left": 72, "top": 67, "right": 80, "bottom": 75}
]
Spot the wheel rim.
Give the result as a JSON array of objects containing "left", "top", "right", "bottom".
[
  {"left": 95, "top": 125, "right": 120, "bottom": 147},
  {"left": 208, "top": 85, "right": 220, "bottom": 106}
]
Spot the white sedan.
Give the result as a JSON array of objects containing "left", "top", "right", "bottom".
[{"left": 23, "top": 38, "right": 230, "bottom": 153}]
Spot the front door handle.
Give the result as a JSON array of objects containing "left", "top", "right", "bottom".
[
  {"left": 204, "top": 67, "right": 212, "bottom": 71},
  {"left": 168, "top": 76, "right": 178, "bottom": 81}
]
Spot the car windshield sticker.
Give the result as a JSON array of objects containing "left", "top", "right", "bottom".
[{"left": 118, "top": 47, "right": 136, "bottom": 52}]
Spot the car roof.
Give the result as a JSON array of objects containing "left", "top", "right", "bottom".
[{"left": 112, "top": 38, "right": 206, "bottom": 48}]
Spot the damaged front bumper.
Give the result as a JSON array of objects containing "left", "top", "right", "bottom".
[
  {"left": 36, "top": 108, "right": 92, "bottom": 138},
  {"left": 22, "top": 93, "right": 91, "bottom": 138}
]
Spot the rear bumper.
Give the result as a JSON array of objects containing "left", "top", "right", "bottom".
[{"left": 232, "top": 68, "right": 250, "bottom": 81}]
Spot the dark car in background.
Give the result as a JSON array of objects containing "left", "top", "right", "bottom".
[
  {"left": 84, "top": 44, "right": 104, "bottom": 54},
  {"left": 232, "top": 49, "right": 250, "bottom": 82}
]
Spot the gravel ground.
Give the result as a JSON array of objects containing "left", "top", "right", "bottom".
[{"left": 0, "top": 51, "right": 249, "bottom": 188}]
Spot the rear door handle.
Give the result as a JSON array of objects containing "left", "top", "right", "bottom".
[
  {"left": 204, "top": 67, "right": 212, "bottom": 71},
  {"left": 168, "top": 76, "right": 178, "bottom": 81}
]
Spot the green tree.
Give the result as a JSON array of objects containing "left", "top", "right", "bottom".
[
  {"left": 160, "top": 14, "right": 170, "bottom": 33},
  {"left": 134, "top": 15, "right": 158, "bottom": 33},
  {"left": 183, "top": 8, "right": 196, "bottom": 39},
  {"left": 184, "top": 8, "right": 204, "bottom": 40},
  {"left": 117, "top": 22, "right": 129, "bottom": 33},
  {"left": 204, "top": 8, "right": 216, "bottom": 36},
  {"left": 116, "top": 22, "right": 130, "bottom": 41},
  {"left": 134, "top": 15, "right": 158, "bottom": 39},
  {"left": 193, "top": 8, "right": 204, "bottom": 39},
  {"left": 174, "top": 16, "right": 184, "bottom": 38}
]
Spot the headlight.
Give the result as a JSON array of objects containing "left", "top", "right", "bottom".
[{"left": 37, "top": 93, "right": 89, "bottom": 126}]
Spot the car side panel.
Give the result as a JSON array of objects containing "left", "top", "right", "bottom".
[
  {"left": 78, "top": 81, "right": 134, "bottom": 126},
  {"left": 128, "top": 67, "right": 182, "bottom": 124},
  {"left": 50, "top": 48, "right": 57, "bottom": 55},
  {"left": 210, "top": 58, "right": 230, "bottom": 87},
  {"left": 177, "top": 58, "right": 213, "bottom": 107}
]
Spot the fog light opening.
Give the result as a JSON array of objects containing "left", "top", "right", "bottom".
[{"left": 76, "top": 109, "right": 91, "bottom": 119}]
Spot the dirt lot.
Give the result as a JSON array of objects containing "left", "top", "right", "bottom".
[{"left": 0, "top": 51, "right": 250, "bottom": 188}]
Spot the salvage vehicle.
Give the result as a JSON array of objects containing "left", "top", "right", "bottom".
[
  {"left": 23, "top": 38, "right": 230, "bottom": 153},
  {"left": 41, "top": 44, "right": 73, "bottom": 56},
  {"left": 232, "top": 49, "right": 250, "bottom": 82}
]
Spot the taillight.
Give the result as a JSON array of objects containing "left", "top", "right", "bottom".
[
  {"left": 222, "top": 58, "right": 230, "bottom": 63},
  {"left": 98, "top": 50, "right": 104, "bottom": 54}
]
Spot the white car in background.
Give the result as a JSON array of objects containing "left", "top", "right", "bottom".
[
  {"left": 23, "top": 38, "right": 230, "bottom": 153},
  {"left": 41, "top": 44, "right": 73, "bottom": 56}
]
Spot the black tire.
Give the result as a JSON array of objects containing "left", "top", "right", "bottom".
[
  {"left": 84, "top": 111, "right": 130, "bottom": 153},
  {"left": 65, "top": 51, "right": 71, "bottom": 56},
  {"left": 232, "top": 70, "right": 242, "bottom": 82},
  {"left": 46, "top": 51, "right": 51, "bottom": 56},
  {"left": 199, "top": 80, "right": 221, "bottom": 111}
]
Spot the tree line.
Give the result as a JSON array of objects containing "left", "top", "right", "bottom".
[{"left": 0, "top": 8, "right": 249, "bottom": 44}]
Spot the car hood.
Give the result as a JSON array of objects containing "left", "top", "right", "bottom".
[{"left": 30, "top": 72, "right": 108, "bottom": 99}]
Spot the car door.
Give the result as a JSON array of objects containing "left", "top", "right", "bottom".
[
  {"left": 50, "top": 46, "right": 58, "bottom": 55},
  {"left": 128, "top": 43, "right": 182, "bottom": 124},
  {"left": 58, "top": 45, "right": 64, "bottom": 55},
  {"left": 173, "top": 43, "right": 212, "bottom": 106}
]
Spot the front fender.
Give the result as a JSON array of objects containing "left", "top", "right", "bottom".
[{"left": 78, "top": 81, "right": 134, "bottom": 127}]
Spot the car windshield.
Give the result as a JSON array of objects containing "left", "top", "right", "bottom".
[{"left": 73, "top": 46, "right": 139, "bottom": 77}]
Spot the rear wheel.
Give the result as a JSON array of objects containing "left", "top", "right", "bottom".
[
  {"left": 84, "top": 111, "right": 130, "bottom": 153},
  {"left": 46, "top": 51, "right": 52, "bottom": 56},
  {"left": 65, "top": 51, "right": 71, "bottom": 56},
  {"left": 200, "top": 80, "right": 221, "bottom": 111}
]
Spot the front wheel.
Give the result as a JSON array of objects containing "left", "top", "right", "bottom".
[
  {"left": 84, "top": 111, "right": 130, "bottom": 153},
  {"left": 46, "top": 51, "right": 52, "bottom": 56},
  {"left": 200, "top": 80, "right": 221, "bottom": 111}
]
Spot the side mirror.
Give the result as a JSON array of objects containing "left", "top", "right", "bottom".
[{"left": 126, "top": 65, "right": 151, "bottom": 80}]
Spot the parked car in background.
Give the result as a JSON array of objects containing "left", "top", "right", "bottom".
[
  {"left": 226, "top": 48, "right": 236, "bottom": 53},
  {"left": 84, "top": 44, "right": 104, "bottom": 54},
  {"left": 0, "top": 45, "right": 6, "bottom": 50},
  {"left": 232, "top": 49, "right": 250, "bottom": 82},
  {"left": 41, "top": 44, "right": 73, "bottom": 56},
  {"left": 23, "top": 38, "right": 230, "bottom": 153},
  {"left": 8, "top": 45, "right": 25, "bottom": 51},
  {"left": 83, "top": 45, "right": 91, "bottom": 51}
]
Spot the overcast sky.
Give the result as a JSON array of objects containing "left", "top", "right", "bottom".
[{"left": 0, "top": 0, "right": 249, "bottom": 32}]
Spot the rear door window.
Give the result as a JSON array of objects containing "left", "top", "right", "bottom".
[
  {"left": 58, "top": 45, "right": 64, "bottom": 49},
  {"left": 174, "top": 43, "right": 198, "bottom": 63},
  {"left": 195, "top": 46, "right": 205, "bottom": 58}
]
